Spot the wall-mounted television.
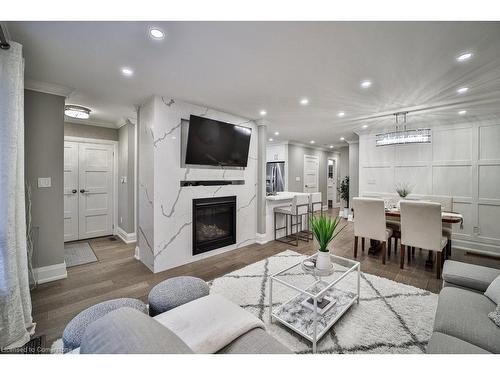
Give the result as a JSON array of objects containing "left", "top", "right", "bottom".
[{"left": 185, "top": 115, "right": 252, "bottom": 167}]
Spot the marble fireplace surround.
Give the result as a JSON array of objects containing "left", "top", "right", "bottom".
[{"left": 137, "top": 96, "right": 258, "bottom": 273}]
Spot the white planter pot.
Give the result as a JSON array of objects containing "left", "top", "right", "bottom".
[
  {"left": 343, "top": 208, "right": 349, "bottom": 218},
  {"left": 316, "top": 250, "right": 331, "bottom": 271}
]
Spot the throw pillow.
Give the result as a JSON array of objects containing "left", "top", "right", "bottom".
[
  {"left": 485, "top": 275, "right": 500, "bottom": 304},
  {"left": 488, "top": 305, "right": 500, "bottom": 328}
]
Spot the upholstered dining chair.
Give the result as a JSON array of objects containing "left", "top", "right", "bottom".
[
  {"left": 274, "top": 194, "right": 310, "bottom": 246},
  {"left": 421, "top": 195, "right": 453, "bottom": 259},
  {"left": 399, "top": 201, "right": 448, "bottom": 278},
  {"left": 353, "top": 197, "right": 394, "bottom": 264}
]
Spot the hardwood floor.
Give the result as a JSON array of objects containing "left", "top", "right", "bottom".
[{"left": 31, "top": 208, "right": 500, "bottom": 347}]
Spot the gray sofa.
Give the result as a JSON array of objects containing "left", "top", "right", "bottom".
[
  {"left": 73, "top": 277, "right": 291, "bottom": 354},
  {"left": 427, "top": 260, "right": 500, "bottom": 354}
]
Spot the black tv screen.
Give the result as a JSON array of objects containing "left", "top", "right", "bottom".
[{"left": 185, "top": 115, "right": 252, "bottom": 167}]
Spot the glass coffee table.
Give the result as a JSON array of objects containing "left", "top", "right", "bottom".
[{"left": 269, "top": 253, "right": 360, "bottom": 353}]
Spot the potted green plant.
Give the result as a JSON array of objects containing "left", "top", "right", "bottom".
[
  {"left": 337, "top": 176, "right": 350, "bottom": 218},
  {"left": 310, "top": 215, "right": 346, "bottom": 270},
  {"left": 395, "top": 182, "right": 412, "bottom": 199}
]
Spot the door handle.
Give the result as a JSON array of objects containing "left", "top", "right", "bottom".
[
  {"left": 80, "top": 189, "right": 88, "bottom": 194},
  {"left": 72, "top": 189, "right": 77, "bottom": 194}
]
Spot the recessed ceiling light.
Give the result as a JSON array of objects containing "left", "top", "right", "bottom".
[
  {"left": 65, "top": 105, "right": 91, "bottom": 119},
  {"left": 360, "top": 80, "right": 372, "bottom": 89},
  {"left": 457, "top": 87, "right": 469, "bottom": 94},
  {"left": 300, "top": 98, "right": 309, "bottom": 105},
  {"left": 310, "top": 140, "right": 315, "bottom": 144},
  {"left": 171, "top": 136, "right": 177, "bottom": 140},
  {"left": 337, "top": 111, "right": 345, "bottom": 117},
  {"left": 457, "top": 52, "right": 473, "bottom": 62},
  {"left": 259, "top": 110, "right": 267, "bottom": 116},
  {"left": 268, "top": 138, "right": 273, "bottom": 142},
  {"left": 121, "top": 67, "right": 134, "bottom": 77},
  {"left": 274, "top": 131, "right": 279, "bottom": 136},
  {"left": 458, "top": 110, "right": 467, "bottom": 115},
  {"left": 329, "top": 145, "right": 334, "bottom": 148},
  {"left": 340, "top": 137, "right": 345, "bottom": 141},
  {"left": 362, "top": 125, "right": 368, "bottom": 129},
  {"left": 149, "top": 27, "right": 165, "bottom": 40}
]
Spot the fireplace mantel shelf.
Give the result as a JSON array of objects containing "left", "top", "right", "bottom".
[{"left": 180, "top": 180, "right": 245, "bottom": 187}]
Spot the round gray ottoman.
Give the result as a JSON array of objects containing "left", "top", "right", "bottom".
[
  {"left": 148, "top": 276, "right": 209, "bottom": 317},
  {"left": 62, "top": 298, "right": 147, "bottom": 351}
]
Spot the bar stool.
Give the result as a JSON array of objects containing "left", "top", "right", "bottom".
[
  {"left": 309, "top": 192, "right": 323, "bottom": 216},
  {"left": 274, "top": 194, "right": 310, "bottom": 246}
]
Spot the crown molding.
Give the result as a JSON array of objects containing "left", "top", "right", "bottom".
[
  {"left": 65, "top": 118, "right": 118, "bottom": 129},
  {"left": 25, "top": 79, "right": 73, "bottom": 98}
]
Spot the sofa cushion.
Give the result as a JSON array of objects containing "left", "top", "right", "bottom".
[
  {"left": 442, "top": 260, "right": 500, "bottom": 293},
  {"left": 217, "top": 328, "right": 291, "bottom": 354},
  {"left": 485, "top": 275, "right": 500, "bottom": 304},
  {"left": 426, "top": 332, "right": 490, "bottom": 354},
  {"left": 80, "top": 308, "right": 193, "bottom": 354},
  {"left": 63, "top": 297, "right": 148, "bottom": 351},
  {"left": 433, "top": 287, "right": 499, "bottom": 353}
]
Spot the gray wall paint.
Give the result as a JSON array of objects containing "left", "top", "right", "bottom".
[
  {"left": 25, "top": 90, "right": 65, "bottom": 268},
  {"left": 338, "top": 146, "right": 349, "bottom": 207},
  {"left": 118, "top": 122, "right": 135, "bottom": 234},
  {"left": 287, "top": 144, "right": 335, "bottom": 206},
  {"left": 64, "top": 122, "right": 118, "bottom": 141},
  {"left": 348, "top": 142, "right": 359, "bottom": 208}
]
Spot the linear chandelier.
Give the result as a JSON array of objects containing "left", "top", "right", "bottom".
[{"left": 375, "top": 112, "right": 431, "bottom": 146}]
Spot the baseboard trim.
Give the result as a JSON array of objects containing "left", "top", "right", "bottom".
[
  {"left": 134, "top": 246, "right": 140, "bottom": 260},
  {"left": 255, "top": 232, "right": 268, "bottom": 245},
  {"left": 34, "top": 262, "right": 67, "bottom": 284},
  {"left": 116, "top": 227, "right": 137, "bottom": 244}
]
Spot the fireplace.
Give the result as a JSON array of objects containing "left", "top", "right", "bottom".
[{"left": 192, "top": 196, "right": 236, "bottom": 255}]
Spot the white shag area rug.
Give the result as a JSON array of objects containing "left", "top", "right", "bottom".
[{"left": 209, "top": 250, "right": 438, "bottom": 354}]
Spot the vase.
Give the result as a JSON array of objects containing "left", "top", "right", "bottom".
[{"left": 316, "top": 250, "right": 331, "bottom": 271}]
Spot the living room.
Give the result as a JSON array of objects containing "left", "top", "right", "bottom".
[{"left": 1, "top": 0, "right": 500, "bottom": 373}]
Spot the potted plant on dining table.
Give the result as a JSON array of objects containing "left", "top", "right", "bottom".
[{"left": 310, "top": 215, "right": 346, "bottom": 270}]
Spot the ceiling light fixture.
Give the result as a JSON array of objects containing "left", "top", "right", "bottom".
[
  {"left": 337, "top": 111, "right": 345, "bottom": 117},
  {"left": 376, "top": 112, "right": 431, "bottom": 146},
  {"left": 310, "top": 140, "right": 315, "bottom": 144},
  {"left": 149, "top": 27, "right": 165, "bottom": 40},
  {"left": 456, "top": 52, "right": 472, "bottom": 62},
  {"left": 340, "top": 137, "right": 345, "bottom": 141},
  {"left": 329, "top": 145, "right": 334, "bottom": 149},
  {"left": 362, "top": 125, "right": 368, "bottom": 129},
  {"left": 300, "top": 98, "right": 309, "bottom": 105},
  {"left": 458, "top": 110, "right": 467, "bottom": 115},
  {"left": 274, "top": 131, "right": 279, "bottom": 136},
  {"left": 457, "top": 87, "right": 469, "bottom": 94},
  {"left": 268, "top": 138, "right": 273, "bottom": 142},
  {"left": 121, "top": 67, "right": 134, "bottom": 77},
  {"left": 361, "top": 80, "right": 372, "bottom": 89},
  {"left": 259, "top": 110, "right": 267, "bottom": 116},
  {"left": 65, "top": 105, "right": 91, "bottom": 119}
]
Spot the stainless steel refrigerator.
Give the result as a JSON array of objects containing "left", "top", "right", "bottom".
[{"left": 266, "top": 162, "right": 285, "bottom": 194}]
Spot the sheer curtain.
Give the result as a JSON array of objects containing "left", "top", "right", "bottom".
[{"left": 0, "top": 41, "right": 35, "bottom": 349}]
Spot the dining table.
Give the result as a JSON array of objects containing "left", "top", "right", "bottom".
[{"left": 366, "top": 209, "right": 464, "bottom": 266}]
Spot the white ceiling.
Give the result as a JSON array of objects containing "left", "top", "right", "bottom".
[{"left": 7, "top": 21, "right": 500, "bottom": 147}]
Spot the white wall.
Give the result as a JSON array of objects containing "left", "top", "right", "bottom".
[
  {"left": 358, "top": 120, "right": 500, "bottom": 256},
  {"left": 138, "top": 96, "right": 257, "bottom": 272}
]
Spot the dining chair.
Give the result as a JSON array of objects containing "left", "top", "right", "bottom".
[
  {"left": 353, "top": 197, "right": 394, "bottom": 264},
  {"left": 421, "top": 195, "right": 453, "bottom": 259},
  {"left": 399, "top": 201, "right": 447, "bottom": 278},
  {"left": 274, "top": 194, "right": 310, "bottom": 246}
]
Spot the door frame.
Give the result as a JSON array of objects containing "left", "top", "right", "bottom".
[
  {"left": 326, "top": 157, "right": 340, "bottom": 208},
  {"left": 64, "top": 136, "right": 119, "bottom": 238}
]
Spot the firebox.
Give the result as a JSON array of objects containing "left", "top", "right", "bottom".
[{"left": 192, "top": 196, "right": 236, "bottom": 255}]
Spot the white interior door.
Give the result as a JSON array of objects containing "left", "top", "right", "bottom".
[
  {"left": 64, "top": 141, "right": 79, "bottom": 241},
  {"left": 78, "top": 143, "right": 114, "bottom": 240},
  {"left": 327, "top": 159, "right": 337, "bottom": 203},
  {"left": 304, "top": 155, "right": 319, "bottom": 193}
]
